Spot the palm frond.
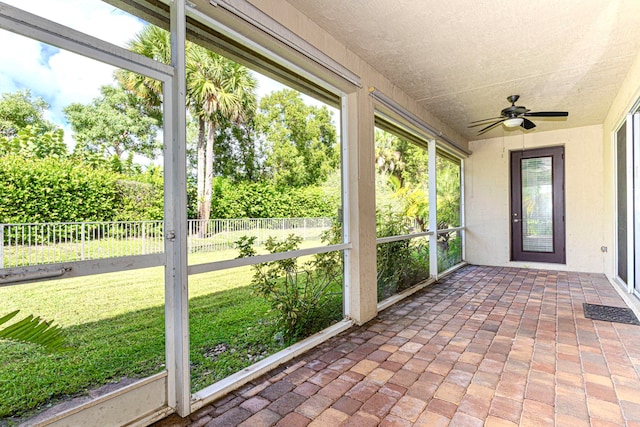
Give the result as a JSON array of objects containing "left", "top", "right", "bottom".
[{"left": 0, "top": 310, "right": 68, "bottom": 352}]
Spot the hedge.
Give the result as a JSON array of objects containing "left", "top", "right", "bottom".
[
  {"left": 210, "top": 177, "right": 339, "bottom": 219},
  {"left": 0, "top": 156, "right": 339, "bottom": 224},
  {"left": 0, "top": 155, "right": 118, "bottom": 223}
]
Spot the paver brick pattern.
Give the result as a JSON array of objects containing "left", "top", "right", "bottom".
[{"left": 153, "top": 265, "right": 640, "bottom": 426}]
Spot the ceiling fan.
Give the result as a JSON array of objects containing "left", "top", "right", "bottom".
[{"left": 469, "top": 95, "right": 568, "bottom": 135}]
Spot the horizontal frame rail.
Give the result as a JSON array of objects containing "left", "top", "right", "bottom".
[
  {"left": 436, "top": 226, "right": 465, "bottom": 234},
  {"left": 375, "top": 231, "right": 434, "bottom": 245},
  {"left": 187, "top": 243, "right": 351, "bottom": 275},
  {"left": 0, "top": 254, "right": 164, "bottom": 286}
]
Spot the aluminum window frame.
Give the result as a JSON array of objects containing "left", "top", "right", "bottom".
[
  {"left": 0, "top": 0, "right": 186, "bottom": 421},
  {"left": 372, "top": 111, "right": 466, "bottom": 308},
  {"left": 176, "top": 0, "right": 359, "bottom": 415}
]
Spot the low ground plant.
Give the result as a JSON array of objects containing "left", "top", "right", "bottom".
[{"left": 437, "top": 231, "right": 463, "bottom": 272}]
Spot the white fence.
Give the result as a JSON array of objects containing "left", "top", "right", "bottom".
[{"left": 0, "top": 218, "right": 333, "bottom": 268}]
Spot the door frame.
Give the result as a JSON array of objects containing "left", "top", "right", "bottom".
[{"left": 510, "top": 146, "right": 566, "bottom": 263}]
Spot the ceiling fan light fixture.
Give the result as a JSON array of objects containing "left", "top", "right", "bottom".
[{"left": 503, "top": 117, "right": 524, "bottom": 128}]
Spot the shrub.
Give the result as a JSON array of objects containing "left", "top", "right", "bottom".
[
  {"left": 376, "top": 210, "right": 430, "bottom": 301},
  {"left": 236, "top": 232, "right": 343, "bottom": 345},
  {"left": 114, "top": 179, "right": 163, "bottom": 221},
  {"left": 0, "top": 154, "right": 177, "bottom": 226},
  {"left": 437, "top": 231, "right": 462, "bottom": 272}
]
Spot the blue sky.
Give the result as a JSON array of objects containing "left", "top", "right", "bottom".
[
  {"left": 0, "top": 0, "right": 146, "bottom": 135},
  {"left": 0, "top": 0, "right": 334, "bottom": 149}
]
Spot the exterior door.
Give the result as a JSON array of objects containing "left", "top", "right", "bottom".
[{"left": 510, "top": 147, "right": 565, "bottom": 263}]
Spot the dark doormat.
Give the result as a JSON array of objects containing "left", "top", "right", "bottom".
[{"left": 583, "top": 303, "right": 640, "bottom": 325}]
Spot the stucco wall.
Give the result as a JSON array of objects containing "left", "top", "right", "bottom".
[
  {"left": 465, "top": 125, "right": 604, "bottom": 273},
  {"left": 242, "top": 1, "right": 640, "bottom": 280}
]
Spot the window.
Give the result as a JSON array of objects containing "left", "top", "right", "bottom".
[
  {"left": 436, "top": 153, "right": 463, "bottom": 272},
  {"left": 374, "top": 121, "right": 430, "bottom": 301},
  {"left": 0, "top": 4, "right": 171, "bottom": 421}
]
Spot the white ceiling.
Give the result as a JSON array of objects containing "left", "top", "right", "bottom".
[{"left": 284, "top": 0, "right": 640, "bottom": 141}]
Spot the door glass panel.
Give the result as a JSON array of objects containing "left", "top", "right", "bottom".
[
  {"left": 617, "top": 121, "right": 627, "bottom": 283},
  {"left": 521, "top": 156, "right": 553, "bottom": 252}
]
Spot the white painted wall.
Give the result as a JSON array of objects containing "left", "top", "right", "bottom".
[{"left": 465, "top": 125, "right": 605, "bottom": 272}]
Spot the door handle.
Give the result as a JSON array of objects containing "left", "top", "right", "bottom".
[{"left": 513, "top": 219, "right": 520, "bottom": 223}]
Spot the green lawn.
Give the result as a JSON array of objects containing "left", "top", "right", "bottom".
[
  {"left": 0, "top": 237, "right": 344, "bottom": 421},
  {"left": 0, "top": 249, "right": 285, "bottom": 419}
]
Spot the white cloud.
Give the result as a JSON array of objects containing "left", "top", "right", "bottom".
[
  {"left": 0, "top": 28, "right": 116, "bottom": 126},
  {"left": 0, "top": 0, "right": 146, "bottom": 126},
  {"left": 3, "top": 0, "right": 145, "bottom": 48},
  {"left": 46, "top": 50, "right": 118, "bottom": 123},
  {"left": 0, "top": 0, "right": 339, "bottom": 138}
]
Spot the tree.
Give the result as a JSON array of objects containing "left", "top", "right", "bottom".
[
  {"left": 187, "top": 47, "right": 257, "bottom": 221},
  {"left": 375, "top": 128, "right": 428, "bottom": 188},
  {"left": 118, "top": 26, "right": 257, "bottom": 222},
  {"left": 116, "top": 26, "right": 166, "bottom": 124},
  {"left": 212, "top": 117, "right": 265, "bottom": 181},
  {"left": 0, "top": 90, "right": 56, "bottom": 138},
  {"left": 436, "top": 156, "right": 461, "bottom": 229},
  {"left": 0, "top": 90, "right": 65, "bottom": 159},
  {"left": 374, "top": 128, "right": 430, "bottom": 231},
  {"left": 256, "top": 89, "right": 338, "bottom": 187},
  {"left": 0, "top": 125, "right": 66, "bottom": 158},
  {"left": 374, "top": 128, "right": 461, "bottom": 237},
  {"left": 64, "top": 84, "right": 161, "bottom": 160}
]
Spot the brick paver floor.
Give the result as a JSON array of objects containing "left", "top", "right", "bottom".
[{"left": 154, "top": 265, "right": 640, "bottom": 426}]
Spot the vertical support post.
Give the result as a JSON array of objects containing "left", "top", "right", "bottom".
[
  {"left": 428, "top": 139, "right": 439, "bottom": 280},
  {"left": 627, "top": 113, "right": 635, "bottom": 293},
  {"left": 165, "top": 0, "right": 190, "bottom": 417},
  {"left": 632, "top": 113, "right": 640, "bottom": 294},
  {"left": 81, "top": 222, "right": 85, "bottom": 261},
  {"left": 345, "top": 89, "right": 377, "bottom": 324},
  {"left": 0, "top": 224, "right": 4, "bottom": 269},
  {"left": 460, "top": 159, "right": 466, "bottom": 262}
]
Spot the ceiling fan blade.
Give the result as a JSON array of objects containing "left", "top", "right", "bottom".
[
  {"left": 477, "top": 120, "right": 504, "bottom": 134},
  {"left": 524, "top": 111, "right": 569, "bottom": 117},
  {"left": 469, "top": 116, "right": 503, "bottom": 125},
  {"left": 521, "top": 118, "right": 536, "bottom": 130},
  {"left": 468, "top": 119, "right": 505, "bottom": 128}
]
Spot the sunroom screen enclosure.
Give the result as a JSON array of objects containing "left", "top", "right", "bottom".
[{"left": 0, "top": 0, "right": 467, "bottom": 424}]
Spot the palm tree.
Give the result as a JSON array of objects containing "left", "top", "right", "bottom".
[
  {"left": 187, "top": 48, "right": 257, "bottom": 221},
  {"left": 116, "top": 26, "right": 168, "bottom": 114},
  {"left": 117, "top": 26, "right": 257, "bottom": 224}
]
